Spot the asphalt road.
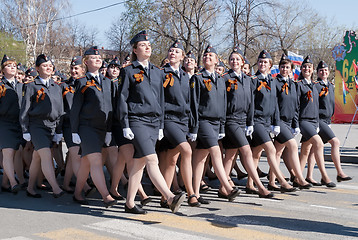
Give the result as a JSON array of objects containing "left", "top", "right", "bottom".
[{"left": 1, "top": 159, "right": 357, "bottom": 240}]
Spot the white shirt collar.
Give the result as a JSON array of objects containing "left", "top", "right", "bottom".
[{"left": 39, "top": 76, "right": 49, "bottom": 86}]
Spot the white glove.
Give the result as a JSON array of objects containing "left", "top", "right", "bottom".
[
  {"left": 105, "top": 132, "right": 112, "bottom": 146},
  {"left": 316, "top": 127, "right": 320, "bottom": 133},
  {"left": 328, "top": 124, "right": 331, "bottom": 128},
  {"left": 52, "top": 133, "right": 63, "bottom": 144},
  {"left": 218, "top": 133, "right": 225, "bottom": 140},
  {"left": 271, "top": 125, "right": 280, "bottom": 136},
  {"left": 23, "top": 133, "right": 31, "bottom": 142},
  {"left": 188, "top": 133, "right": 197, "bottom": 142},
  {"left": 72, "top": 133, "right": 81, "bottom": 144},
  {"left": 245, "top": 126, "right": 254, "bottom": 136},
  {"left": 123, "top": 128, "right": 134, "bottom": 140},
  {"left": 291, "top": 128, "right": 300, "bottom": 136},
  {"left": 158, "top": 129, "right": 164, "bottom": 141}
]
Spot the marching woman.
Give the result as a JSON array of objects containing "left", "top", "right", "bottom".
[
  {"left": 21, "top": 54, "right": 64, "bottom": 198},
  {"left": 297, "top": 56, "right": 335, "bottom": 187},
  {"left": 110, "top": 56, "right": 152, "bottom": 205},
  {"left": 0, "top": 55, "right": 24, "bottom": 194},
  {"left": 118, "top": 30, "right": 185, "bottom": 214},
  {"left": 71, "top": 46, "right": 117, "bottom": 207},
  {"left": 160, "top": 40, "right": 200, "bottom": 207},
  {"left": 190, "top": 44, "right": 240, "bottom": 204},
  {"left": 104, "top": 56, "right": 126, "bottom": 201},
  {"left": 272, "top": 54, "right": 311, "bottom": 189},
  {"left": 221, "top": 48, "right": 273, "bottom": 198},
  {"left": 305, "top": 61, "right": 351, "bottom": 183},
  {"left": 60, "top": 56, "right": 89, "bottom": 194},
  {"left": 248, "top": 50, "right": 295, "bottom": 193},
  {"left": 183, "top": 51, "right": 197, "bottom": 78}
]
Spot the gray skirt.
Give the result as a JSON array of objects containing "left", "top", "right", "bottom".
[{"left": 0, "top": 120, "right": 22, "bottom": 150}]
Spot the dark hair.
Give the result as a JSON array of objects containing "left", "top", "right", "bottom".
[{"left": 279, "top": 59, "right": 293, "bottom": 69}]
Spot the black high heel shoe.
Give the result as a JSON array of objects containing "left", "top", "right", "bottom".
[
  {"left": 258, "top": 192, "right": 274, "bottom": 198},
  {"left": 305, "top": 178, "right": 322, "bottom": 186},
  {"left": 337, "top": 175, "right": 352, "bottom": 182},
  {"left": 267, "top": 184, "right": 280, "bottom": 191},
  {"left": 321, "top": 179, "right": 336, "bottom": 188},
  {"left": 280, "top": 186, "right": 297, "bottom": 193},
  {"left": 293, "top": 181, "right": 312, "bottom": 190},
  {"left": 103, "top": 199, "right": 117, "bottom": 208}
]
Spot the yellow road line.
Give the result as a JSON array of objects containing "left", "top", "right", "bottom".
[
  {"left": 129, "top": 212, "right": 301, "bottom": 240},
  {"left": 35, "top": 228, "right": 118, "bottom": 240}
]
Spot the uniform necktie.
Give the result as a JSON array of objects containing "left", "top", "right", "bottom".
[
  {"left": 11, "top": 81, "right": 15, "bottom": 88},
  {"left": 175, "top": 70, "right": 179, "bottom": 77}
]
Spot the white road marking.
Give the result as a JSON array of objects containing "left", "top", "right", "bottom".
[
  {"left": 310, "top": 205, "right": 337, "bottom": 210},
  {"left": 85, "top": 219, "right": 215, "bottom": 240}
]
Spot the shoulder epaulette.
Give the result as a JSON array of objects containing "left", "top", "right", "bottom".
[
  {"left": 296, "top": 80, "right": 302, "bottom": 83},
  {"left": 222, "top": 72, "right": 229, "bottom": 76},
  {"left": 195, "top": 72, "right": 203, "bottom": 76},
  {"left": 112, "top": 79, "right": 119, "bottom": 83},
  {"left": 153, "top": 64, "right": 161, "bottom": 69},
  {"left": 123, "top": 63, "right": 133, "bottom": 69},
  {"left": 54, "top": 81, "right": 62, "bottom": 86},
  {"left": 251, "top": 76, "right": 258, "bottom": 80}
]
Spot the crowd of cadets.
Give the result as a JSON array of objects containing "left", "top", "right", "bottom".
[{"left": 0, "top": 30, "right": 353, "bottom": 215}]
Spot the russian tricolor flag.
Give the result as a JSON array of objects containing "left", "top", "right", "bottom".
[
  {"left": 342, "top": 80, "right": 349, "bottom": 104},
  {"left": 293, "top": 67, "right": 300, "bottom": 81},
  {"left": 287, "top": 51, "right": 304, "bottom": 66},
  {"left": 270, "top": 65, "right": 280, "bottom": 78}
]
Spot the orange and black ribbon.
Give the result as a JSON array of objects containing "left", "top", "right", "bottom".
[
  {"left": 62, "top": 86, "right": 75, "bottom": 98},
  {"left": 134, "top": 70, "right": 144, "bottom": 83},
  {"left": 0, "top": 84, "right": 6, "bottom": 98},
  {"left": 163, "top": 73, "right": 174, "bottom": 88},
  {"left": 257, "top": 81, "right": 271, "bottom": 91},
  {"left": 281, "top": 82, "right": 288, "bottom": 95},
  {"left": 319, "top": 87, "right": 329, "bottom": 97},
  {"left": 203, "top": 79, "right": 212, "bottom": 91},
  {"left": 227, "top": 79, "right": 238, "bottom": 92},
  {"left": 81, "top": 80, "right": 102, "bottom": 94},
  {"left": 307, "top": 90, "right": 313, "bottom": 102},
  {"left": 36, "top": 88, "right": 46, "bottom": 103}
]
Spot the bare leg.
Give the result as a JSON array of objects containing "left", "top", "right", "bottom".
[{"left": 37, "top": 148, "right": 62, "bottom": 194}]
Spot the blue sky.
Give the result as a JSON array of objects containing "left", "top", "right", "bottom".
[{"left": 70, "top": 0, "right": 358, "bottom": 48}]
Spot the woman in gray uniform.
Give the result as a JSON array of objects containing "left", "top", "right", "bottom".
[
  {"left": 0, "top": 55, "right": 24, "bottom": 194},
  {"left": 190, "top": 45, "right": 240, "bottom": 204},
  {"left": 21, "top": 54, "right": 64, "bottom": 198},
  {"left": 297, "top": 56, "right": 335, "bottom": 188},
  {"left": 71, "top": 46, "right": 117, "bottom": 207},
  {"left": 118, "top": 31, "right": 185, "bottom": 214}
]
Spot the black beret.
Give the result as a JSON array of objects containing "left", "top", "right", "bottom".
[
  {"left": 109, "top": 57, "right": 120, "bottom": 67},
  {"left": 302, "top": 55, "right": 313, "bottom": 65},
  {"left": 186, "top": 50, "right": 196, "bottom": 60},
  {"left": 169, "top": 39, "right": 184, "bottom": 51},
  {"left": 279, "top": 53, "right": 291, "bottom": 65},
  {"left": 17, "top": 63, "right": 26, "bottom": 72},
  {"left": 100, "top": 61, "right": 108, "bottom": 69},
  {"left": 317, "top": 60, "right": 328, "bottom": 71},
  {"left": 232, "top": 47, "right": 244, "bottom": 57},
  {"left": 124, "top": 54, "right": 131, "bottom": 62},
  {"left": 258, "top": 50, "right": 271, "bottom": 59},
  {"left": 71, "top": 56, "right": 82, "bottom": 66},
  {"left": 244, "top": 57, "right": 250, "bottom": 65},
  {"left": 130, "top": 30, "right": 149, "bottom": 45},
  {"left": 84, "top": 46, "right": 100, "bottom": 56},
  {"left": 35, "top": 54, "right": 51, "bottom": 67},
  {"left": 1, "top": 54, "right": 11, "bottom": 65},
  {"left": 25, "top": 67, "right": 37, "bottom": 77},
  {"left": 204, "top": 44, "right": 217, "bottom": 55}
]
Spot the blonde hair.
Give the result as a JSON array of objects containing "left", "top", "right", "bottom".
[{"left": 1, "top": 60, "right": 17, "bottom": 72}]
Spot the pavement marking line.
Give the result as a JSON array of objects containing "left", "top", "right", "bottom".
[
  {"left": 2, "top": 238, "right": 33, "bottom": 240},
  {"left": 127, "top": 212, "right": 301, "bottom": 240},
  {"left": 86, "top": 219, "right": 215, "bottom": 240},
  {"left": 35, "top": 228, "right": 118, "bottom": 240},
  {"left": 310, "top": 205, "right": 337, "bottom": 210}
]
